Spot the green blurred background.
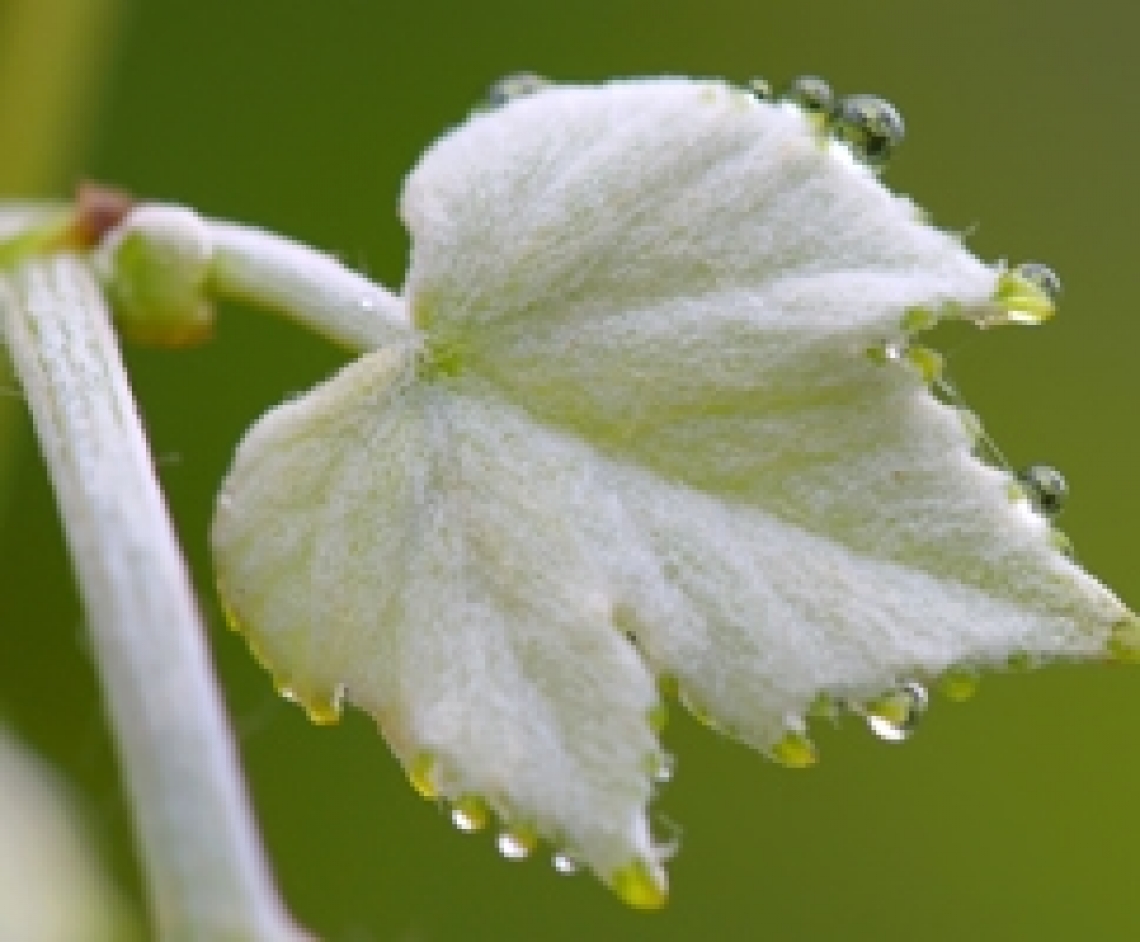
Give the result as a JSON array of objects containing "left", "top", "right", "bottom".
[{"left": 4, "top": 1, "right": 1140, "bottom": 939}]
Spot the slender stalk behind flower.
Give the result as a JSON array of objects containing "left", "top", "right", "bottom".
[{"left": 0, "top": 255, "right": 310, "bottom": 940}]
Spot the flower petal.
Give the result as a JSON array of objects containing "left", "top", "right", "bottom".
[
  {"left": 401, "top": 77, "right": 999, "bottom": 455},
  {"left": 399, "top": 76, "right": 1133, "bottom": 742},
  {"left": 213, "top": 355, "right": 671, "bottom": 901},
  {"left": 214, "top": 75, "right": 1136, "bottom": 907}
]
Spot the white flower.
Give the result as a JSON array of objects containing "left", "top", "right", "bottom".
[{"left": 209, "top": 77, "right": 1135, "bottom": 907}]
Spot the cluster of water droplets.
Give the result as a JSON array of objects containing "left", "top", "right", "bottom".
[
  {"left": 794, "top": 681, "right": 932, "bottom": 749},
  {"left": 434, "top": 747, "right": 677, "bottom": 883},
  {"left": 440, "top": 794, "right": 595, "bottom": 879},
  {"left": 862, "top": 259, "right": 1071, "bottom": 558},
  {"left": 476, "top": 71, "right": 906, "bottom": 172},
  {"left": 746, "top": 74, "right": 905, "bottom": 170}
]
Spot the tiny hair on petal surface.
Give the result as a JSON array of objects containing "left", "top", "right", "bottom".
[{"left": 207, "top": 74, "right": 1136, "bottom": 908}]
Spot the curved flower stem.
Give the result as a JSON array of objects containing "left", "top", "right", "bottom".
[
  {"left": 0, "top": 255, "right": 310, "bottom": 940},
  {"left": 207, "top": 220, "right": 408, "bottom": 351}
]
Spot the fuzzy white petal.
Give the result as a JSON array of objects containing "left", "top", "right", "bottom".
[
  {"left": 213, "top": 353, "right": 669, "bottom": 895},
  {"left": 213, "top": 76, "right": 1135, "bottom": 906}
]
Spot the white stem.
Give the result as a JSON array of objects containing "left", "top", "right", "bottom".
[
  {"left": 207, "top": 219, "right": 409, "bottom": 351},
  {"left": 0, "top": 255, "right": 310, "bottom": 941}
]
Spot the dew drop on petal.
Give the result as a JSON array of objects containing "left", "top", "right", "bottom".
[
  {"left": 451, "top": 808, "right": 479, "bottom": 833},
  {"left": 610, "top": 860, "right": 667, "bottom": 910},
  {"left": 900, "top": 306, "right": 938, "bottom": 334},
  {"left": 782, "top": 75, "right": 836, "bottom": 118},
  {"left": 497, "top": 829, "right": 534, "bottom": 861},
  {"left": 864, "top": 681, "right": 928, "bottom": 742},
  {"left": 905, "top": 345, "right": 944, "bottom": 384},
  {"left": 408, "top": 753, "right": 438, "bottom": 800},
  {"left": 303, "top": 685, "right": 345, "bottom": 725},
  {"left": 450, "top": 796, "right": 489, "bottom": 834},
  {"left": 1108, "top": 616, "right": 1140, "bottom": 664},
  {"left": 1018, "top": 464, "right": 1068, "bottom": 518},
  {"left": 807, "top": 691, "right": 841, "bottom": 723},
  {"left": 770, "top": 730, "right": 819, "bottom": 768},
  {"left": 989, "top": 264, "right": 1060, "bottom": 325},
  {"left": 552, "top": 852, "right": 579, "bottom": 875},
  {"left": 939, "top": 666, "right": 980, "bottom": 702},
  {"left": 484, "top": 72, "right": 549, "bottom": 109},
  {"left": 747, "top": 77, "right": 773, "bottom": 101},
  {"left": 867, "top": 339, "right": 907, "bottom": 366},
  {"left": 652, "top": 751, "right": 676, "bottom": 784},
  {"left": 1014, "top": 262, "right": 1062, "bottom": 305},
  {"left": 834, "top": 94, "right": 905, "bottom": 168}
]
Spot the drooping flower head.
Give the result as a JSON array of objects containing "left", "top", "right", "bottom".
[{"left": 209, "top": 75, "right": 1136, "bottom": 907}]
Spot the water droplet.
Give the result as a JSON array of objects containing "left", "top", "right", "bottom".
[
  {"left": 552, "top": 852, "right": 579, "bottom": 875},
  {"left": 219, "top": 600, "right": 244, "bottom": 632},
  {"left": 651, "top": 752, "right": 676, "bottom": 784},
  {"left": 864, "top": 681, "right": 928, "bottom": 742},
  {"left": 939, "top": 666, "right": 979, "bottom": 702},
  {"left": 408, "top": 753, "right": 438, "bottom": 800},
  {"left": 834, "top": 94, "right": 905, "bottom": 168},
  {"left": 747, "top": 77, "right": 773, "bottom": 100},
  {"left": 484, "top": 72, "right": 548, "bottom": 108},
  {"left": 497, "top": 829, "right": 535, "bottom": 861},
  {"left": 989, "top": 266, "right": 1058, "bottom": 325},
  {"left": 450, "top": 796, "right": 489, "bottom": 833},
  {"left": 1018, "top": 464, "right": 1068, "bottom": 518},
  {"left": 273, "top": 679, "right": 343, "bottom": 724},
  {"left": 1014, "top": 262, "right": 1062, "bottom": 305},
  {"left": 867, "top": 340, "right": 907, "bottom": 365},
  {"left": 782, "top": 75, "right": 835, "bottom": 118},
  {"left": 610, "top": 859, "right": 667, "bottom": 910},
  {"left": 770, "top": 730, "right": 818, "bottom": 768},
  {"left": 905, "top": 345, "right": 944, "bottom": 383},
  {"left": 1109, "top": 617, "right": 1140, "bottom": 664},
  {"left": 900, "top": 307, "right": 937, "bottom": 334},
  {"left": 807, "top": 691, "right": 841, "bottom": 723},
  {"left": 305, "top": 685, "right": 345, "bottom": 725}
]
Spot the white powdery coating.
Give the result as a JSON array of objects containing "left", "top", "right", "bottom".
[{"left": 214, "top": 78, "right": 1130, "bottom": 892}]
